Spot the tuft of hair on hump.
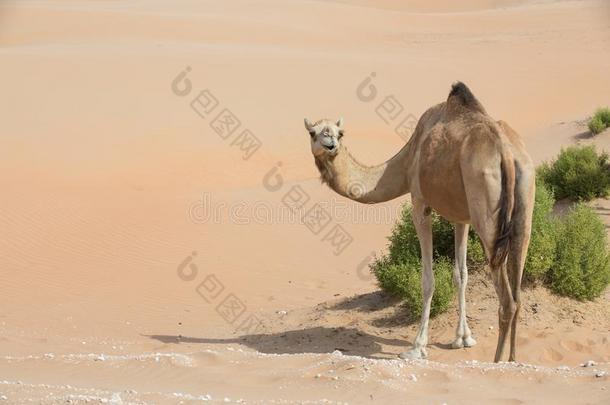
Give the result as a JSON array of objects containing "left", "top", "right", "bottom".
[{"left": 447, "top": 81, "right": 486, "bottom": 115}]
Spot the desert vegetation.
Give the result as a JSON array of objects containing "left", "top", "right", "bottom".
[
  {"left": 551, "top": 204, "right": 610, "bottom": 300},
  {"left": 372, "top": 255, "right": 454, "bottom": 318},
  {"left": 537, "top": 145, "right": 610, "bottom": 201},
  {"left": 588, "top": 107, "right": 610, "bottom": 135},
  {"left": 372, "top": 147, "right": 610, "bottom": 317}
]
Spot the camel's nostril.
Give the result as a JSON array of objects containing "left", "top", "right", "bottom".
[{"left": 324, "top": 144, "right": 335, "bottom": 150}]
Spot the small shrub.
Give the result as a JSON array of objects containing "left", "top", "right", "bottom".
[
  {"left": 589, "top": 116, "right": 606, "bottom": 135},
  {"left": 432, "top": 215, "right": 455, "bottom": 259},
  {"left": 371, "top": 256, "right": 406, "bottom": 298},
  {"left": 371, "top": 256, "right": 454, "bottom": 318},
  {"left": 466, "top": 228, "right": 486, "bottom": 265},
  {"left": 597, "top": 107, "right": 610, "bottom": 124},
  {"left": 373, "top": 204, "right": 484, "bottom": 318},
  {"left": 387, "top": 204, "right": 485, "bottom": 265},
  {"left": 537, "top": 145, "right": 610, "bottom": 201},
  {"left": 550, "top": 204, "right": 610, "bottom": 300},
  {"left": 523, "top": 179, "right": 558, "bottom": 281},
  {"left": 588, "top": 107, "right": 610, "bottom": 134},
  {"left": 434, "top": 215, "right": 486, "bottom": 266},
  {"left": 386, "top": 205, "right": 420, "bottom": 265}
]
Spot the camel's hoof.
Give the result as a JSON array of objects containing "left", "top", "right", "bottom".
[
  {"left": 451, "top": 338, "right": 464, "bottom": 349},
  {"left": 399, "top": 347, "right": 427, "bottom": 360},
  {"left": 463, "top": 336, "right": 477, "bottom": 347},
  {"left": 451, "top": 336, "right": 477, "bottom": 349}
]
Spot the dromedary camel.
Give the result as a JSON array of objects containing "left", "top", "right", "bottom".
[{"left": 304, "top": 82, "right": 535, "bottom": 362}]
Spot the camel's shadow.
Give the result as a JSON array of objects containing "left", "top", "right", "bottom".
[
  {"left": 571, "top": 129, "right": 595, "bottom": 141},
  {"left": 146, "top": 326, "right": 406, "bottom": 359},
  {"left": 145, "top": 291, "right": 416, "bottom": 359}
]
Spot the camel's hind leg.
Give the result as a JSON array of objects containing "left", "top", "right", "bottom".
[
  {"left": 507, "top": 172, "right": 534, "bottom": 361},
  {"left": 451, "top": 223, "right": 476, "bottom": 349},
  {"left": 506, "top": 239, "right": 528, "bottom": 362},
  {"left": 491, "top": 261, "right": 517, "bottom": 362},
  {"left": 461, "top": 124, "right": 534, "bottom": 362},
  {"left": 399, "top": 198, "right": 433, "bottom": 360},
  {"left": 471, "top": 215, "right": 517, "bottom": 363},
  {"left": 508, "top": 266, "right": 522, "bottom": 362},
  {"left": 461, "top": 155, "right": 518, "bottom": 362}
]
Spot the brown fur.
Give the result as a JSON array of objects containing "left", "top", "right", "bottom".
[{"left": 314, "top": 156, "right": 335, "bottom": 186}]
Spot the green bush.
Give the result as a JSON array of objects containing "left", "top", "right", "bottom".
[
  {"left": 550, "top": 204, "right": 610, "bottom": 300},
  {"left": 387, "top": 204, "right": 485, "bottom": 266},
  {"left": 386, "top": 205, "right": 421, "bottom": 265},
  {"left": 373, "top": 204, "right": 485, "bottom": 318},
  {"left": 588, "top": 107, "right": 610, "bottom": 134},
  {"left": 432, "top": 214, "right": 454, "bottom": 259},
  {"left": 371, "top": 256, "right": 454, "bottom": 318},
  {"left": 537, "top": 145, "right": 610, "bottom": 201},
  {"left": 597, "top": 107, "right": 610, "bottom": 124},
  {"left": 523, "top": 179, "right": 558, "bottom": 281},
  {"left": 433, "top": 214, "right": 486, "bottom": 265},
  {"left": 466, "top": 228, "right": 486, "bottom": 265},
  {"left": 589, "top": 116, "right": 606, "bottom": 135}
]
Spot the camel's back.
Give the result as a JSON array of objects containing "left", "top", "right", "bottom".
[
  {"left": 411, "top": 106, "right": 491, "bottom": 222},
  {"left": 408, "top": 83, "right": 532, "bottom": 223}
]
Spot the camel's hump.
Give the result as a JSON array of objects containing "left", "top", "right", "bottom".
[{"left": 447, "top": 81, "right": 487, "bottom": 115}]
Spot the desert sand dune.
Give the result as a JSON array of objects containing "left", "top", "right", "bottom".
[{"left": 1, "top": 0, "right": 609, "bottom": 403}]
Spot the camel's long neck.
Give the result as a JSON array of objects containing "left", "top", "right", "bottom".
[{"left": 315, "top": 143, "right": 412, "bottom": 204}]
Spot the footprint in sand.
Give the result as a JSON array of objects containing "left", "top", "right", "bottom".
[
  {"left": 541, "top": 347, "right": 564, "bottom": 362},
  {"left": 559, "top": 340, "right": 587, "bottom": 353}
]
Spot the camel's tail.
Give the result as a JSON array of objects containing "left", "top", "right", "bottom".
[{"left": 490, "top": 149, "right": 517, "bottom": 268}]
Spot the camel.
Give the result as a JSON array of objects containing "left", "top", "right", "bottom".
[{"left": 304, "top": 82, "right": 535, "bottom": 362}]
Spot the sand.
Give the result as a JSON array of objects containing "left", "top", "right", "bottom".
[{"left": 1, "top": 0, "right": 610, "bottom": 403}]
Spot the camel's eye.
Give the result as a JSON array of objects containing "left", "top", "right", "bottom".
[
  {"left": 309, "top": 130, "right": 316, "bottom": 137},
  {"left": 338, "top": 130, "right": 344, "bottom": 139}
]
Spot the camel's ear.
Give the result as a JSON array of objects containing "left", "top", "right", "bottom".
[
  {"left": 336, "top": 117, "right": 344, "bottom": 129},
  {"left": 304, "top": 118, "right": 316, "bottom": 137},
  {"left": 304, "top": 118, "right": 314, "bottom": 131}
]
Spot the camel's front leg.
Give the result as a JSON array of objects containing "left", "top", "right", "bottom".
[
  {"left": 451, "top": 223, "right": 477, "bottom": 349},
  {"left": 399, "top": 199, "right": 433, "bottom": 360}
]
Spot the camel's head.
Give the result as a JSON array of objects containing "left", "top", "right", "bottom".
[{"left": 304, "top": 117, "right": 344, "bottom": 158}]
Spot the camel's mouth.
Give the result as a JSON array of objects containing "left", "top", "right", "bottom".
[{"left": 323, "top": 144, "right": 338, "bottom": 154}]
